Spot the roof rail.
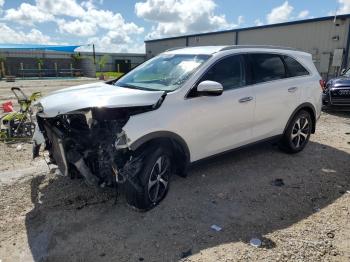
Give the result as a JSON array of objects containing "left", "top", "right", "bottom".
[{"left": 220, "top": 45, "right": 299, "bottom": 52}]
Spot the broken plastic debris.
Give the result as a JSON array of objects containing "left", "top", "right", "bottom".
[
  {"left": 181, "top": 248, "right": 192, "bottom": 259},
  {"left": 327, "top": 232, "right": 335, "bottom": 239},
  {"left": 271, "top": 178, "right": 284, "bottom": 187},
  {"left": 16, "top": 144, "right": 23, "bottom": 151},
  {"left": 321, "top": 168, "right": 337, "bottom": 173},
  {"left": 250, "top": 238, "right": 262, "bottom": 247},
  {"left": 54, "top": 169, "right": 64, "bottom": 176},
  {"left": 210, "top": 224, "right": 222, "bottom": 231},
  {"left": 38, "top": 191, "right": 44, "bottom": 204}
]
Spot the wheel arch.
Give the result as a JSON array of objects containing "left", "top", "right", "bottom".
[
  {"left": 129, "top": 131, "right": 191, "bottom": 177},
  {"left": 284, "top": 103, "right": 317, "bottom": 134}
]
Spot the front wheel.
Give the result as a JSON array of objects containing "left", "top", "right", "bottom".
[
  {"left": 125, "top": 146, "right": 172, "bottom": 210},
  {"left": 279, "top": 110, "right": 312, "bottom": 154}
]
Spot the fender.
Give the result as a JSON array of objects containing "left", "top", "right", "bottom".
[
  {"left": 129, "top": 131, "right": 191, "bottom": 164},
  {"left": 283, "top": 102, "right": 317, "bottom": 134}
]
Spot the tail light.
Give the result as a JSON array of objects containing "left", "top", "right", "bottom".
[{"left": 319, "top": 79, "right": 326, "bottom": 91}]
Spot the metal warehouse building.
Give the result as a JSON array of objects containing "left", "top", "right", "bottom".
[
  {"left": 0, "top": 48, "right": 146, "bottom": 78},
  {"left": 145, "top": 14, "right": 350, "bottom": 79}
]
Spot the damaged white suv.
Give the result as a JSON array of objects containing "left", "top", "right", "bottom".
[{"left": 33, "top": 46, "right": 322, "bottom": 210}]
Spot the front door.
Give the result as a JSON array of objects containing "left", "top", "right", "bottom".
[{"left": 182, "top": 55, "right": 256, "bottom": 161}]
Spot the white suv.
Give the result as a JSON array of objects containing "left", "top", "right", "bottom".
[{"left": 33, "top": 46, "right": 322, "bottom": 210}]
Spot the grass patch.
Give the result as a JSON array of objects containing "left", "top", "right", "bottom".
[{"left": 96, "top": 71, "right": 124, "bottom": 78}]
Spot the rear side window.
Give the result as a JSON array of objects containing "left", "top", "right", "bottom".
[
  {"left": 283, "top": 56, "right": 309, "bottom": 77},
  {"left": 200, "top": 55, "right": 246, "bottom": 91},
  {"left": 250, "top": 54, "right": 286, "bottom": 83}
]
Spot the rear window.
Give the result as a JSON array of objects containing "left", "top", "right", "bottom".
[
  {"left": 250, "top": 54, "right": 286, "bottom": 83},
  {"left": 283, "top": 56, "right": 309, "bottom": 77}
]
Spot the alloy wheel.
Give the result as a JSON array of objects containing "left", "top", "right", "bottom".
[
  {"left": 291, "top": 117, "right": 310, "bottom": 148},
  {"left": 148, "top": 155, "right": 170, "bottom": 203}
]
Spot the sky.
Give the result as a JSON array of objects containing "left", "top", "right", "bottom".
[{"left": 0, "top": 0, "right": 349, "bottom": 53}]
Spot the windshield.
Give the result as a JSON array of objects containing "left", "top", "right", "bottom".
[{"left": 115, "top": 54, "right": 211, "bottom": 91}]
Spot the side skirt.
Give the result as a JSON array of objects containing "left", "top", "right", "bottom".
[{"left": 189, "top": 135, "right": 282, "bottom": 168}]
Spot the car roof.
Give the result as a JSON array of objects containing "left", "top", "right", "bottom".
[{"left": 163, "top": 45, "right": 310, "bottom": 57}]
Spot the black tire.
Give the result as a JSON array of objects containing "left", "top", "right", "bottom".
[
  {"left": 125, "top": 146, "right": 172, "bottom": 211},
  {"left": 279, "top": 110, "right": 312, "bottom": 154}
]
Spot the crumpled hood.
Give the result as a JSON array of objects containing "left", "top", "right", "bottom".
[{"left": 36, "top": 82, "right": 165, "bottom": 118}]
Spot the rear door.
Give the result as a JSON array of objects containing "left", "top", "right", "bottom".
[{"left": 247, "top": 53, "right": 303, "bottom": 140}]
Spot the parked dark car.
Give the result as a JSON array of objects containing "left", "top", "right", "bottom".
[{"left": 323, "top": 68, "right": 350, "bottom": 108}]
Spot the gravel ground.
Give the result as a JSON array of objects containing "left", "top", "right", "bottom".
[
  {"left": 0, "top": 78, "right": 100, "bottom": 107},
  {"left": 0, "top": 79, "right": 349, "bottom": 262}
]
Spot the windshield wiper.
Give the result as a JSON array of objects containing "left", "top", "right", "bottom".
[{"left": 117, "top": 83, "right": 157, "bottom": 91}]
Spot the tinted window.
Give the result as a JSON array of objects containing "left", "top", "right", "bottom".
[
  {"left": 283, "top": 56, "right": 309, "bottom": 77},
  {"left": 250, "top": 54, "right": 286, "bottom": 83},
  {"left": 200, "top": 55, "right": 245, "bottom": 90}
]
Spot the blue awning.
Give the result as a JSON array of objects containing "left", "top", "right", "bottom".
[{"left": 0, "top": 44, "right": 82, "bottom": 52}]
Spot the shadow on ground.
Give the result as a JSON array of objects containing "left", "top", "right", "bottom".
[
  {"left": 25, "top": 141, "right": 350, "bottom": 261},
  {"left": 322, "top": 108, "right": 350, "bottom": 118}
]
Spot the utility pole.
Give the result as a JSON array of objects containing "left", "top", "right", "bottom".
[{"left": 93, "top": 44, "right": 96, "bottom": 65}]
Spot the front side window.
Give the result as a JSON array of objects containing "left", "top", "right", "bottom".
[
  {"left": 115, "top": 54, "right": 210, "bottom": 92},
  {"left": 199, "top": 55, "right": 246, "bottom": 91},
  {"left": 250, "top": 54, "right": 286, "bottom": 83},
  {"left": 283, "top": 56, "right": 309, "bottom": 77}
]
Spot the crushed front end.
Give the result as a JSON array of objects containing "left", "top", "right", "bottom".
[{"left": 33, "top": 106, "right": 152, "bottom": 187}]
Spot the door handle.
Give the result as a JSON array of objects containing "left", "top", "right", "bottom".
[
  {"left": 288, "top": 87, "right": 298, "bottom": 93},
  {"left": 239, "top": 96, "right": 253, "bottom": 103}
]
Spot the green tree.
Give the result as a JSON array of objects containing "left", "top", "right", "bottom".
[{"left": 98, "top": 55, "right": 110, "bottom": 72}]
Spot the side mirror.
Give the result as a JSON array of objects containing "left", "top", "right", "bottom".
[
  {"left": 340, "top": 68, "right": 346, "bottom": 75},
  {"left": 197, "top": 80, "right": 223, "bottom": 96}
]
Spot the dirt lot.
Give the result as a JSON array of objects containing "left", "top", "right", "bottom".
[{"left": 0, "top": 79, "right": 349, "bottom": 262}]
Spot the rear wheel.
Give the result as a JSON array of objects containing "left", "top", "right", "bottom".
[
  {"left": 125, "top": 146, "right": 172, "bottom": 210},
  {"left": 280, "top": 110, "right": 312, "bottom": 154}
]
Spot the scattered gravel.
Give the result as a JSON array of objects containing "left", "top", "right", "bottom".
[{"left": 0, "top": 80, "right": 349, "bottom": 261}]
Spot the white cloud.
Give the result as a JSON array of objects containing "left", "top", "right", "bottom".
[
  {"left": 0, "top": 0, "right": 145, "bottom": 52},
  {"left": 81, "top": 0, "right": 96, "bottom": 10},
  {"left": 36, "top": 0, "right": 85, "bottom": 17},
  {"left": 238, "top": 15, "right": 244, "bottom": 25},
  {"left": 254, "top": 19, "right": 264, "bottom": 26},
  {"left": 0, "top": 0, "right": 4, "bottom": 7},
  {"left": 135, "top": 0, "right": 234, "bottom": 39},
  {"left": 57, "top": 19, "right": 97, "bottom": 36},
  {"left": 4, "top": 3, "right": 55, "bottom": 25},
  {"left": 337, "top": 0, "right": 350, "bottom": 14},
  {"left": 85, "top": 35, "right": 145, "bottom": 53},
  {"left": 267, "top": 1, "right": 294, "bottom": 24},
  {"left": 297, "top": 10, "right": 309, "bottom": 19},
  {"left": 0, "top": 23, "right": 56, "bottom": 44}
]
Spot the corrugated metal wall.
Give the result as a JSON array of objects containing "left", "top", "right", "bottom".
[
  {"left": 188, "top": 32, "right": 235, "bottom": 46},
  {"left": 145, "top": 17, "right": 350, "bottom": 78},
  {"left": 146, "top": 37, "right": 187, "bottom": 58},
  {"left": 238, "top": 18, "right": 350, "bottom": 76}
]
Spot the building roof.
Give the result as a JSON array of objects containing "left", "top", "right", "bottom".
[
  {"left": 164, "top": 45, "right": 310, "bottom": 56},
  {"left": 0, "top": 44, "right": 81, "bottom": 52},
  {"left": 145, "top": 14, "right": 350, "bottom": 43}
]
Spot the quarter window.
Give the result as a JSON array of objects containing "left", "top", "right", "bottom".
[
  {"left": 199, "top": 55, "right": 246, "bottom": 91},
  {"left": 283, "top": 56, "right": 309, "bottom": 77},
  {"left": 250, "top": 54, "right": 286, "bottom": 83}
]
